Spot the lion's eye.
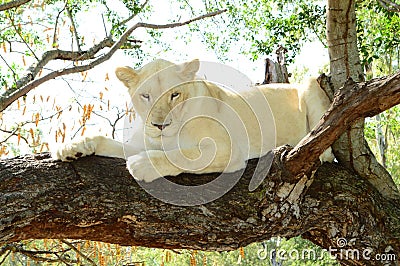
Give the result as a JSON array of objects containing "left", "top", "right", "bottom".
[
  {"left": 140, "top": 93, "right": 150, "bottom": 101},
  {"left": 171, "top": 92, "right": 180, "bottom": 100}
]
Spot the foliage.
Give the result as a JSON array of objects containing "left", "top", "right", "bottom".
[
  {"left": 365, "top": 107, "right": 400, "bottom": 186},
  {"left": 182, "top": 0, "right": 327, "bottom": 62},
  {"left": 356, "top": 0, "right": 400, "bottom": 74}
]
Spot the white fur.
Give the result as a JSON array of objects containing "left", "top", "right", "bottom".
[{"left": 54, "top": 59, "right": 334, "bottom": 182}]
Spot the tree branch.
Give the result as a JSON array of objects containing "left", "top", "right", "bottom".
[
  {"left": 0, "top": 0, "right": 31, "bottom": 11},
  {"left": 377, "top": 0, "right": 400, "bottom": 12},
  {"left": 65, "top": 3, "right": 82, "bottom": 52},
  {"left": 0, "top": 37, "right": 115, "bottom": 111},
  {"left": 0, "top": 152, "right": 398, "bottom": 265},
  {"left": 0, "top": 9, "right": 227, "bottom": 112},
  {"left": 286, "top": 72, "right": 400, "bottom": 172},
  {"left": 111, "top": 0, "right": 150, "bottom": 33}
]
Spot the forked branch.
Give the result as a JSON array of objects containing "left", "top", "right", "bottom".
[{"left": 285, "top": 72, "right": 400, "bottom": 196}]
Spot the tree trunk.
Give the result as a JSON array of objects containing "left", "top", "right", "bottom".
[{"left": 326, "top": 0, "right": 399, "bottom": 200}]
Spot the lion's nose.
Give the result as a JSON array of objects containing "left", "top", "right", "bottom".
[{"left": 151, "top": 122, "right": 171, "bottom": 131}]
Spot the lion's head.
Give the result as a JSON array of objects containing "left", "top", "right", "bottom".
[{"left": 115, "top": 59, "right": 220, "bottom": 139}]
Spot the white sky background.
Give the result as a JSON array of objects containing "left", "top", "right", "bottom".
[{"left": 0, "top": 0, "right": 329, "bottom": 156}]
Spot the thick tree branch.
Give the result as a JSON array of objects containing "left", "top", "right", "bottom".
[
  {"left": 0, "top": 152, "right": 398, "bottom": 265},
  {"left": 0, "top": 9, "right": 227, "bottom": 112},
  {"left": 0, "top": 0, "right": 31, "bottom": 11}
]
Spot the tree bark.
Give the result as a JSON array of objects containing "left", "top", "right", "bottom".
[
  {"left": 0, "top": 152, "right": 399, "bottom": 265},
  {"left": 326, "top": 0, "right": 399, "bottom": 200},
  {"left": 261, "top": 47, "right": 290, "bottom": 84}
]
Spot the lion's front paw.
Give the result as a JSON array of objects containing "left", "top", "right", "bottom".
[
  {"left": 126, "top": 153, "right": 162, "bottom": 182},
  {"left": 53, "top": 137, "right": 96, "bottom": 161},
  {"left": 126, "top": 151, "right": 181, "bottom": 182}
]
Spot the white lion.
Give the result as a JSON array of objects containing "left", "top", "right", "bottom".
[{"left": 54, "top": 59, "right": 333, "bottom": 182}]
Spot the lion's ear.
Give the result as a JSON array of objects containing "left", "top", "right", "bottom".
[
  {"left": 115, "top": 66, "right": 139, "bottom": 88},
  {"left": 178, "top": 59, "right": 200, "bottom": 79}
]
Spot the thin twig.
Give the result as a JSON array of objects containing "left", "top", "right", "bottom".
[
  {"left": 8, "top": 12, "right": 39, "bottom": 61},
  {"left": 0, "top": 243, "right": 76, "bottom": 264},
  {"left": 60, "top": 240, "right": 97, "bottom": 266},
  {"left": 53, "top": 5, "right": 66, "bottom": 48},
  {"left": 7, "top": 12, "right": 39, "bottom": 61},
  {"left": 112, "top": 0, "right": 150, "bottom": 32},
  {"left": 0, "top": 105, "right": 65, "bottom": 145},
  {"left": 65, "top": 2, "right": 82, "bottom": 52},
  {"left": 0, "top": 127, "right": 29, "bottom": 145},
  {"left": 0, "top": 250, "right": 11, "bottom": 264},
  {"left": 101, "top": 14, "right": 108, "bottom": 36},
  {"left": 0, "top": 53, "right": 18, "bottom": 85}
]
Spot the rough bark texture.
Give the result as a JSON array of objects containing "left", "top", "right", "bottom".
[
  {"left": 261, "top": 47, "right": 290, "bottom": 84},
  {"left": 0, "top": 151, "right": 399, "bottom": 266},
  {"left": 326, "top": 0, "right": 398, "bottom": 200}
]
